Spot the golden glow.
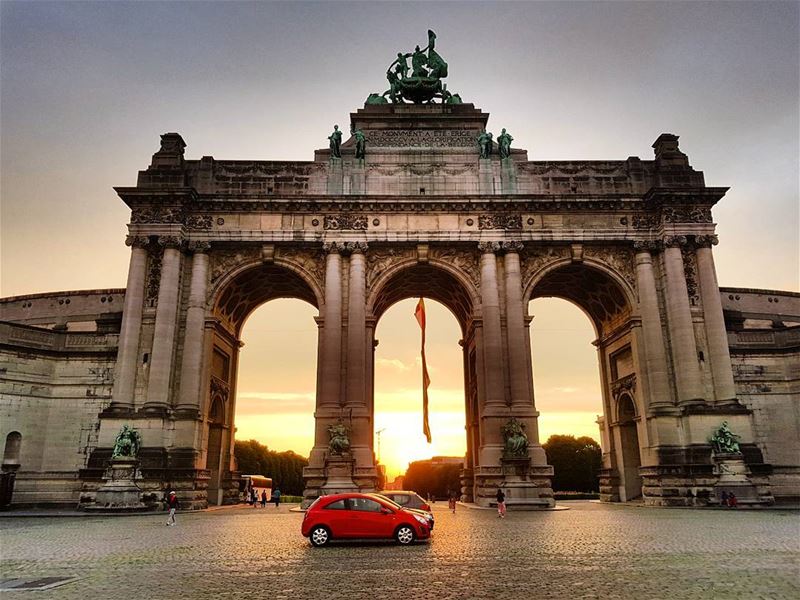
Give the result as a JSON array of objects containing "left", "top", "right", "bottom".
[{"left": 234, "top": 296, "right": 605, "bottom": 478}]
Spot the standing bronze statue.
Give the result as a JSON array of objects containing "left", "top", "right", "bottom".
[
  {"left": 328, "top": 125, "right": 342, "bottom": 159},
  {"left": 477, "top": 129, "right": 493, "bottom": 159},
  {"left": 498, "top": 128, "right": 514, "bottom": 159},
  {"left": 354, "top": 129, "right": 366, "bottom": 159}
]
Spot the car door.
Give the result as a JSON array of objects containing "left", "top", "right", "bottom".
[
  {"left": 350, "top": 497, "right": 394, "bottom": 538},
  {"left": 320, "top": 498, "right": 355, "bottom": 538}
]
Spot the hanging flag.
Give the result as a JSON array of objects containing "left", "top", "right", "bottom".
[{"left": 415, "top": 298, "right": 432, "bottom": 443}]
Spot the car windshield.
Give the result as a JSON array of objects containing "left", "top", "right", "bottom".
[{"left": 369, "top": 494, "right": 402, "bottom": 509}]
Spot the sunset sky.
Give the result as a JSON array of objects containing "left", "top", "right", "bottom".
[{"left": 2, "top": 2, "right": 798, "bottom": 477}]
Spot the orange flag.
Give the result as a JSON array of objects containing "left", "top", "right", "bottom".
[{"left": 415, "top": 298, "right": 432, "bottom": 443}]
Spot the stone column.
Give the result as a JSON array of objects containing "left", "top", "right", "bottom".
[
  {"left": 345, "top": 243, "right": 367, "bottom": 407},
  {"left": 633, "top": 243, "right": 673, "bottom": 408},
  {"left": 319, "top": 242, "right": 343, "bottom": 408},
  {"left": 109, "top": 235, "right": 149, "bottom": 412},
  {"left": 696, "top": 235, "right": 737, "bottom": 402},
  {"left": 662, "top": 236, "right": 704, "bottom": 404},
  {"left": 478, "top": 242, "right": 506, "bottom": 407},
  {"left": 503, "top": 242, "right": 533, "bottom": 408},
  {"left": 144, "top": 236, "right": 183, "bottom": 413},
  {"left": 175, "top": 242, "right": 211, "bottom": 416}
]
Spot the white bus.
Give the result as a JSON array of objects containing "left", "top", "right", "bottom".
[{"left": 241, "top": 475, "right": 273, "bottom": 503}]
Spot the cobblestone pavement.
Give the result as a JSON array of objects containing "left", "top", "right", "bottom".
[{"left": 1, "top": 501, "right": 798, "bottom": 599}]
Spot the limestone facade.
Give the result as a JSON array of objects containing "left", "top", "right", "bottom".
[{"left": 1, "top": 103, "right": 798, "bottom": 507}]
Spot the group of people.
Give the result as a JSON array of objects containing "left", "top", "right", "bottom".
[
  {"left": 248, "top": 487, "right": 281, "bottom": 508},
  {"left": 719, "top": 490, "right": 739, "bottom": 508}
]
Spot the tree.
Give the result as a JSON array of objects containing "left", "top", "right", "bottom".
[
  {"left": 233, "top": 439, "right": 308, "bottom": 496},
  {"left": 543, "top": 435, "right": 602, "bottom": 492},
  {"left": 403, "top": 461, "right": 461, "bottom": 499}
]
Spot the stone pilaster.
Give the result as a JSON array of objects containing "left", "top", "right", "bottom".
[
  {"left": 319, "top": 242, "right": 343, "bottom": 409},
  {"left": 108, "top": 235, "right": 149, "bottom": 412},
  {"left": 502, "top": 243, "right": 532, "bottom": 408},
  {"left": 633, "top": 243, "right": 673, "bottom": 409},
  {"left": 175, "top": 242, "right": 211, "bottom": 417},
  {"left": 144, "top": 236, "right": 183, "bottom": 413},
  {"left": 695, "top": 235, "right": 737, "bottom": 402},
  {"left": 662, "top": 236, "right": 704, "bottom": 404}
]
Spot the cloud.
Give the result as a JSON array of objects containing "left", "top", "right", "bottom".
[{"left": 375, "top": 357, "right": 412, "bottom": 371}]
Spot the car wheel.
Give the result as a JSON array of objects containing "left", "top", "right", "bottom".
[
  {"left": 309, "top": 525, "right": 331, "bottom": 547},
  {"left": 395, "top": 525, "right": 415, "bottom": 545}
]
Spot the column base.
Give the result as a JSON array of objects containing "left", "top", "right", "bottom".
[{"left": 473, "top": 459, "right": 555, "bottom": 509}]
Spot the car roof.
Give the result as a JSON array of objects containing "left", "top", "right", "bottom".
[{"left": 380, "top": 491, "right": 421, "bottom": 496}]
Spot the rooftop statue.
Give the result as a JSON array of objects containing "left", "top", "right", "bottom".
[
  {"left": 368, "top": 30, "right": 462, "bottom": 105},
  {"left": 112, "top": 424, "right": 142, "bottom": 459},
  {"left": 353, "top": 128, "right": 366, "bottom": 159},
  {"left": 478, "top": 129, "right": 493, "bottom": 159},
  {"left": 498, "top": 128, "right": 514, "bottom": 159},
  {"left": 328, "top": 125, "right": 342, "bottom": 159}
]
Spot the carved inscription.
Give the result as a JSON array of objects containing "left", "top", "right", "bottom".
[{"left": 365, "top": 129, "right": 476, "bottom": 148}]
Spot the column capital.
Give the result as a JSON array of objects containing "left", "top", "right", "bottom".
[
  {"left": 343, "top": 241, "right": 368, "bottom": 255},
  {"left": 694, "top": 234, "right": 719, "bottom": 248},
  {"left": 187, "top": 241, "right": 212, "bottom": 253},
  {"left": 323, "top": 241, "right": 344, "bottom": 254},
  {"left": 501, "top": 241, "right": 525, "bottom": 254},
  {"left": 663, "top": 235, "right": 688, "bottom": 248},
  {"left": 478, "top": 241, "right": 501, "bottom": 254},
  {"left": 633, "top": 240, "right": 663, "bottom": 252},
  {"left": 157, "top": 235, "right": 183, "bottom": 249},
  {"left": 125, "top": 235, "right": 150, "bottom": 248}
]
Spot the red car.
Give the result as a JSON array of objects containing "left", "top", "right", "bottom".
[{"left": 302, "top": 492, "right": 431, "bottom": 547}]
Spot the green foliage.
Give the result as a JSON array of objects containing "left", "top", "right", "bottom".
[
  {"left": 234, "top": 439, "right": 308, "bottom": 496},
  {"left": 403, "top": 461, "right": 461, "bottom": 499},
  {"left": 543, "top": 435, "right": 602, "bottom": 493}
]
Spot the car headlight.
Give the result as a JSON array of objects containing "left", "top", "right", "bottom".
[{"left": 413, "top": 514, "right": 427, "bottom": 525}]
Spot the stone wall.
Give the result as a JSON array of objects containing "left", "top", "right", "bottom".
[
  {"left": 723, "top": 288, "right": 800, "bottom": 502},
  {"left": 0, "top": 292, "right": 122, "bottom": 506}
]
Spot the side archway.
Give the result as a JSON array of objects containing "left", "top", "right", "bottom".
[{"left": 524, "top": 258, "right": 644, "bottom": 502}]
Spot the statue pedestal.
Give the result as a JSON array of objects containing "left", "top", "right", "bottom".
[
  {"left": 326, "top": 159, "right": 343, "bottom": 195},
  {"left": 82, "top": 458, "right": 154, "bottom": 513},
  {"left": 712, "top": 452, "right": 771, "bottom": 506},
  {"left": 500, "top": 157, "right": 518, "bottom": 193},
  {"left": 478, "top": 158, "right": 494, "bottom": 194},
  {"left": 479, "top": 456, "right": 554, "bottom": 510},
  {"left": 350, "top": 159, "right": 366, "bottom": 195},
  {"left": 321, "top": 453, "right": 359, "bottom": 495}
]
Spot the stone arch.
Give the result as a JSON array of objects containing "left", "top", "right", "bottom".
[
  {"left": 367, "top": 258, "right": 479, "bottom": 331},
  {"left": 3, "top": 432, "right": 21, "bottom": 466},
  {"left": 616, "top": 392, "right": 637, "bottom": 423},
  {"left": 523, "top": 258, "right": 635, "bottom": 336},
  {"left": 209, "top": 258, "right": 322, "bottom": 336}
]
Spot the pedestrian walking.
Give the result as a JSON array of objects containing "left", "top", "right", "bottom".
[
  {"left": 260, "top": 489, "right": 267, "bottom": 508},
  {"left": 448, "top": 492, "right": 457, "bottom": 514},
  {"left": 496, "top": 488, "right": 506, "bottom": 518},
  {"left": 165, "top": 491, "right": 179, "bottom": 526},
  {"left": 272, "top": 487, "right": 281, "bottom": 508}
]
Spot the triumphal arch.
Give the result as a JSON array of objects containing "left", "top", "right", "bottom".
[{"left": 2, "top": 32, "right": 798, "bottom": 508}]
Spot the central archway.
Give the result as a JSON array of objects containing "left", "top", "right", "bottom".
[{"left": 369, "top": 260, "right": 479, "bottom": 500}]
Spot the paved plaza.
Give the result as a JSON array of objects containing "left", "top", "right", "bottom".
[{"left": 1, "top": 501, "right": 798, "bottom": 599}]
